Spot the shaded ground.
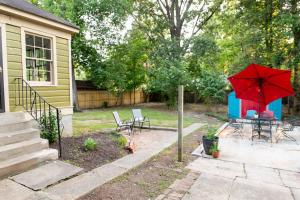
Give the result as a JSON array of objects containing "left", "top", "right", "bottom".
[
  {"left": 73, "top": 105, "right": 197, "bottom": 136},
  {"left": 79, "top": 117, "right": 222, "bottom": 200},
  {"left": 50, "top": 132, "right": 129, "bottom": 171}
]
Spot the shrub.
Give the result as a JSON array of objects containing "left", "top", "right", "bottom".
[
  {"left": 117, "top": 135, "right": 127, "bottom": 148},
  {"left": 84, "top": 138, "right": 97, "bottom": 151},
  {"left": 102, "top": 101, "right": 108, "bottom": 108},
  {"left": 40, "top": 112, "right": 58, "bottom": 144},
  {"left": 111, "top": 131, "right": 127, "bottom": 148},
  {"left": 204, "top": 127, "right": 218, "bottom": 140}
]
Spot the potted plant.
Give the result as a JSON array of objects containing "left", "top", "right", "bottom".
[
  {"left": 210, "top": 142, "right": 220, "bottom": 158},
  {"left": 202, "top": 128, "right": 219, "bottom": 155}
]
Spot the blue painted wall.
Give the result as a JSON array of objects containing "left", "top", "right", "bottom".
[
  {"left": 268, "top": 98, "right": 282, "bottom": 120},
  {"left": 228, "top": 92, "right": 240, "bottom": 119},
  {"left": 228, "top": 92, "right": 282, "bottom": 120}
]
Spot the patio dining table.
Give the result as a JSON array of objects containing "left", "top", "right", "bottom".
[{"left": 250, "top": 116, "right": 278, "bottom": 142}]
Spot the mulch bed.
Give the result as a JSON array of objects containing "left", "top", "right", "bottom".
[
  {"left": 50, "top": 132, "right": 129, "bottom": 171},
  {"left": 78, "top": 119, "right": 223, "bottom": 200}
]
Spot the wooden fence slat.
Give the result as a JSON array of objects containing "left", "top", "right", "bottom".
[{"left": 77, "top": 90, "right": 146, "bottom": 109}]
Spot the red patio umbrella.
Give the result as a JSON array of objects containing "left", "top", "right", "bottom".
[
  {"left": 228, "top": 63, "right": 295, "bottom": 107},
  {"left": 228, "top": 64, "right": 295, "bottom": 136}
]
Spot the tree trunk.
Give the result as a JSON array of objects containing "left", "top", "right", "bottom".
[
  {"left": 291, "top": 0, "right": 300, "bottom": 113},
  {"left": 133, "top": 88, "right": 136, "bottom": 105},
  {"left": 264, "top": 0, "right": 274, "bottom": 65},
  {"left": 130, "top": 90, "right": 132, "bottom": 105}
]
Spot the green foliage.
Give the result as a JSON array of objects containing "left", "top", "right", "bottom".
[
  {"left": 190, "top": 71, "right": 227, "bottom": 104},
  {"left": 83, "top": 138, "right": 97, "bottom": 151},
  {"left": 40, "top": 112, "right": 58, "bottom": 144},
  {"left": 31, "top": 0, "right": 300, "bottom": 111},
  {"left": 204, "top": 128, "right": 218, "bottom": 140},
  {"left": 117, "top": 135, "right": 127, "bottom": 148},
  {"left": 111, "top": 131, "right": 127, "bottom": 148},
  {"left": 209, "top": 142, "right": 219, "bottom": 154}
]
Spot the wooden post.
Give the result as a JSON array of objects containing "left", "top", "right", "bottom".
[{"left": 178, "top": 85, "right": 184, "bottom": 162}]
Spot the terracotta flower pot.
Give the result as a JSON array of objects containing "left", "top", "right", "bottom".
[{"left": 212, "top": 150, "right": 220, "bottom": 158}]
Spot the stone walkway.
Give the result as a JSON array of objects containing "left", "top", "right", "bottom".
[
  {"left": 0, "top": 123, "right": 203, "bottom": 200},
  {"left": 176, "top": 124, "right": 300, "bottom": 200}
]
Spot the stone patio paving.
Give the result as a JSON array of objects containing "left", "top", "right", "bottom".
[{"left": 182, "top": 123, "right": 300, "bottom": 200}]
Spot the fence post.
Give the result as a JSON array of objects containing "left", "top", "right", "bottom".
[{"left": 178, "top": 85, "right": 184, "bottom": 162}]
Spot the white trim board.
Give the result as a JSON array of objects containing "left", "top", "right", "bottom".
[
  {"left": 21, "top": 27, "right": 58, "bottom": 86},
  {"left": 0, "top": 23, "right": 9, "bottom": 112}
]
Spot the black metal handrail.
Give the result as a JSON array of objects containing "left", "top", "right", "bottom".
[{"left": 15, "top": 78, "right": 63, "bottom": 157}]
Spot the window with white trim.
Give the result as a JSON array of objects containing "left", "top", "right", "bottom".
[{"left": 25, "top": 33, "right": 53, "bottom": 82}]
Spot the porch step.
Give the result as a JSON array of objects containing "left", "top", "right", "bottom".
[
  {"left": 0, "top": 112, "right": 26, "bottom": 126},
  {"left": 0, "top": 138, "right": 49, "bottom": 161},
  {"left": 0, "top": 128, "right": 40, "bottom": 146},
  {"left": 0, "top": 149, "right": 58, "bottom": 178},
  {"left": 0, "top": 120, "right": 34, "bottom": 133}
]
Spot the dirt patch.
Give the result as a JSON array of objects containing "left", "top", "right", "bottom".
[
  {"left": 50, "top": 132, "right": 129, "bottom": 171},
  {"left": 79, "top": 119, "right": 222, "bottom": 200}
]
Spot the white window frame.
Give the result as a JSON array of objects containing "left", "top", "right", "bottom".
[{"left": 21, "top": 27, "right": 57, "bottom": 86}]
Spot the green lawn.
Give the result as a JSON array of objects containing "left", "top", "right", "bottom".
[{"left": 73, "top": 107, "right": 197, "bottom": 136}]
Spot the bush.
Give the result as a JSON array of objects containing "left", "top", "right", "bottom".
[
  {"left": 84, "top": 138, "right": 97, "bottom": 151},
  {"left": 102, "top": 101, "right": 108, "bottom": 108},
  {"left": 40, "top": 112, "right": 58, "bottom": 144},
  {"left": 190, "top": 71, "right": 227, "bottom": 105},
  {"left": 204, "top": 127, "right": 218, "bottom": 140},
  {"left": 117, "top": 135, "right": 127, "bottom": 148},
  {"left": 111, "top": 131, "right": 127, "bottom": 148}
]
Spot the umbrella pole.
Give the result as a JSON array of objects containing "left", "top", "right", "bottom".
[
  {"left": 258, "top": 86, "right": 262, "bottom": 138},
  {"left": 258, "top": 101, "right": 261, "bottom": 138}
]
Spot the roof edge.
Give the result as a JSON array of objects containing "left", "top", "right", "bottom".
[{"left": 0, "top": 5, "right": 79, "bottom": 34}]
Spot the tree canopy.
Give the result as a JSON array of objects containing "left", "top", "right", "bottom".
[{"left": 31, "top": 0, "right": 300, "bottom": 111}]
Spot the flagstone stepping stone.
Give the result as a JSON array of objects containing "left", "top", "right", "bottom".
[
  {"left": 0, "top": 179, "right": 34, "bottom": 200},
  {"left": 10, "top": 160, "right": 83, "bottom": 190}
]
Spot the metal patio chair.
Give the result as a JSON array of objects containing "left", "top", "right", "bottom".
[
  {"left": 132, "top": 109, "right": 150, "bottom": 132},
  {"left": 227, "top": 114, "right": 244, "bottom": 135},
  {"left": 113, "top": 111, "right": 134, "bottom": 135},
  {"left": 278, "top": 118, "right": 298, "bottom": 142}
]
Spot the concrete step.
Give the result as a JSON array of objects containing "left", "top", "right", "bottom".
[
  {"left": 0, "top": 149, "right": 58, "bottom": 179},
  {"left": 0, "top": 128, "right": 40, "bottom": 146},
  {"left": 0, "top": 138, "right": 49, "bottom": 161},
  {"left": 0, "top": 112, "right": 26, "bottom": 126},
  {"left": 11, "top": 161, "right": 83, "bottom": 190},
  {"left": 0, "top": 120, "right": 34, "bottom": 133}
]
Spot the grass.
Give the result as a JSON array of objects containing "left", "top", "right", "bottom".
[{"left": 73, "top": 107, "right": 197, "bottom": 136}]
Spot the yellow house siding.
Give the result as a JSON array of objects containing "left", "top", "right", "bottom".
[{"left": 6, "top": 24, "right": 71, "bottom": 111}]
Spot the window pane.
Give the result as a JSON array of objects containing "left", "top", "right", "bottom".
[
  {"left": 45, "top": 61, "right": 51, "bottom": 71},
  {"left": 26, "top": 59, "right": 35, "bottom": 81},
  {"left": 26, "top": 46, "right": 34, "bottom": 57},
  {"left": 44, "top": 49, "right": 51, "bottom": 60},
  {"left": 26, "top": 34, "right": 34, "bottom": 46},
  {"left": 25, "top": 33, "right": 53, "bottom": 83},
  {"left": 43, "top": 38, "right": 51, "bottom": 49},
  {"left": 35, "top": 36, "right": 43, "bottom": 47},
  {"left": 36, "top": 60, "right": 44, "bottom": 69},
  {"left": 35, "top": 48, "right": 43, "bottom": 58}
]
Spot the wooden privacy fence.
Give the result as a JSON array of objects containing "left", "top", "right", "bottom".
[{"left": 77, "top": 90, "right": 147, "bottom": 109}]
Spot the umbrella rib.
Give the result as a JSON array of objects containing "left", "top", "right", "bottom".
[{"left": 264, "top": 79, "right": 295, "bottom": 93}]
